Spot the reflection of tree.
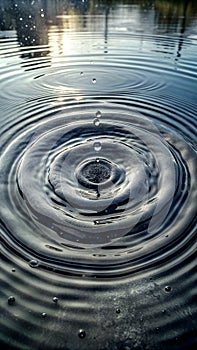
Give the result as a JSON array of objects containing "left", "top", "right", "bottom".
[
  {"left": 176, "top": 1, "right": 189, "bottom": 59},
  {"left": 154, "top": 0, "right": 197, "bottom": 33},
  {"left": 153, "top": 0, "right": 197, "bottom": 60},
  {"left": 0, "top": 0, "right": 197, "bottom": 60},
  {"left": 0, "top": 1, "right": 15, "bottom": 31},
  {"left": 1, "top": 0, "right": 197, "bottom": 33},
  {"left": 11, "top": 0, "right": 49, "bottom": 57}
]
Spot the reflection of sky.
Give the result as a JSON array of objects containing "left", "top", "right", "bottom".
[
  {"left": 46, "top": 3, "right": 197, "bottom": 61},
  {"left": 0, "top": 2, "right": 197, "bottom": 63}
]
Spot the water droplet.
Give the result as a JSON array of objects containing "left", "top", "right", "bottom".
[
  {"left": 29, "top": 259, "right": 39, "bottom": 268},
  {"left": 93, "top": 118, "right": 100, "bottom": 127},
  {"left": 11, "top": 268, "right": 16, "bottom": 272},
  {"left": 94, "top": 142, "right": 101, "bottom": 152},
  {"left": 80, "top": 72, "right": 84, "bottom": 76},
  {"left": 19, "top": 17, "right": 23, "bottom": 21},
  {"left": 78, "top": 329, "right": 86, "bottom": 339},
  {"left": 96, "top": 110, "right": 102, "bottom": 118},
  {"left": 96, "top": 158, "right": 100, "bottom": 163},
  {"left": 94, "top": 220, "right": 100, "bottom": 225},
  {"left": 165, "top": 286, "right": 172, "bottom": 292},
  {"left": 92, "top": 78, "right": 96, "bottom": 84},
  {"left": 116, "top": 308, "right": 121, "bottom": 314},
  {"left": 8, "top": 296, "right": 15, "bottom": 305},
  {"left": 42, "top": 312, "right": 47, "bottom": 318},
  {"left": 41, "top": 13, "right": 45, "bottom": 18},
  {"left": 29, "top": 15, "right": 32, "bottom": 19},
  {"left": 53, "top": 297, "right": 58, "bottom": 303}
]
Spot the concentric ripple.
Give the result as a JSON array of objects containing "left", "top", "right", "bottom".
[
  {"left": 0, "top": 3, "right": 197, "bottom": 349},
  {"left": 0, "top": 58, "right": 169, "bottom": 101},
  {"left": 0, "top": 102, "right": 196, "bottom": 277}
]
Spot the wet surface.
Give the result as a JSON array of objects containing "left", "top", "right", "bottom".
[{"left": 0, "top": 1, "right": 197, "bottom": 349}]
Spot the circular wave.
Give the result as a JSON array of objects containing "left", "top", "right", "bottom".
[
  {"left": 0, "top": 59, "right": 169, "bottom": 101},
  {"left": 0, "top": 25, "right": 197, "bottom": 350},
  {"left": 0, "top": 102, "right": 196, "bottom": 278}
]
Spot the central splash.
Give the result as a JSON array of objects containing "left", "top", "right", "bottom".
[
  {"left": 1, "top": 102, "right": 195, "bottom": 273},
  {"left": 77, "top": 159, "right": 112, "bottom": 187}
]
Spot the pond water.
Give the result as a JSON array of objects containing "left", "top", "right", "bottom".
[{"left": 0, "top": 1, "right": 197, "bottom": 349}]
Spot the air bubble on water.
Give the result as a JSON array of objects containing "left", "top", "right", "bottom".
[
  {"left": 53, "top": 297, "right": 58, "bottom": 303},
  {"left": 96, "top": 110, "right": 102, "bottom": 118},
  {"left": 93, "top": 142, "right": 101, "bottom": 152},
  {"left": 8, "top": 296, "right": 15, "bottom": 305},
  {"left": 29, "top": 259, "right": 39, "bottom": 268},
  {"left": 80, "top": 72, "right": 84, "bottom": 76},
  {"left": 19, "top": 17, "right": 23, "bottom": 21},
  {"left": 78, "top": 329, "right": 86, "bottom": 339},
  {"left": 96, "top": 158, "right": 100, "bottom": 163},
  {"left": 165, "top": 286, "right": 172, "bottom": 292},
  {"left": 12, "top": 268, "right": 16, "bottom": 272},
  {"left": 92, "top": 78, "right": 96, "bottom": 84},
  {"left": 41, "top": 13, "right": 45, "bottom": 18},
  {"left": 93, "top": 118, "right": 100, "bottom": 127},
  {"left": 116, "top": 308, "right": 121, "bottom": 314},
  {"left": 29, "top": 15, "right": 32, "bottom": 19},
  {"left": 42, "top": 312, "right": 47, "bottom": 318}
]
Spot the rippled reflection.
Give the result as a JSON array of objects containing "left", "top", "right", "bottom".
[{"left": 0, "top": 1, "right": 197, "bottom": 350}]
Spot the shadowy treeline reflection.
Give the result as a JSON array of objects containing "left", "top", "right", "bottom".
[
  {"left": 0, "top": 0, "right": 196, "bottom": 61},
  {"left": 1, "top": 0, "right": 197, "bottom": 30}
]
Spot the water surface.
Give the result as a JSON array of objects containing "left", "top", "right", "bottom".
[{"left": 0, "top": 1, "right": 197, "bottom": 349}]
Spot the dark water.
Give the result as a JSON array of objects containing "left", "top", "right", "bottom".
[{"left": 0, "top": 0, "right": 197, "bottom": 349}]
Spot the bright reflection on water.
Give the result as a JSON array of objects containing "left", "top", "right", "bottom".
[{"left": 0, "top": 1, "right": 197, "bottom": 350}]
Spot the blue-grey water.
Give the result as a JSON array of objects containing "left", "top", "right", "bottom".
[{"left": 0, "top": 1, "right": 197, "bottom": 349}]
